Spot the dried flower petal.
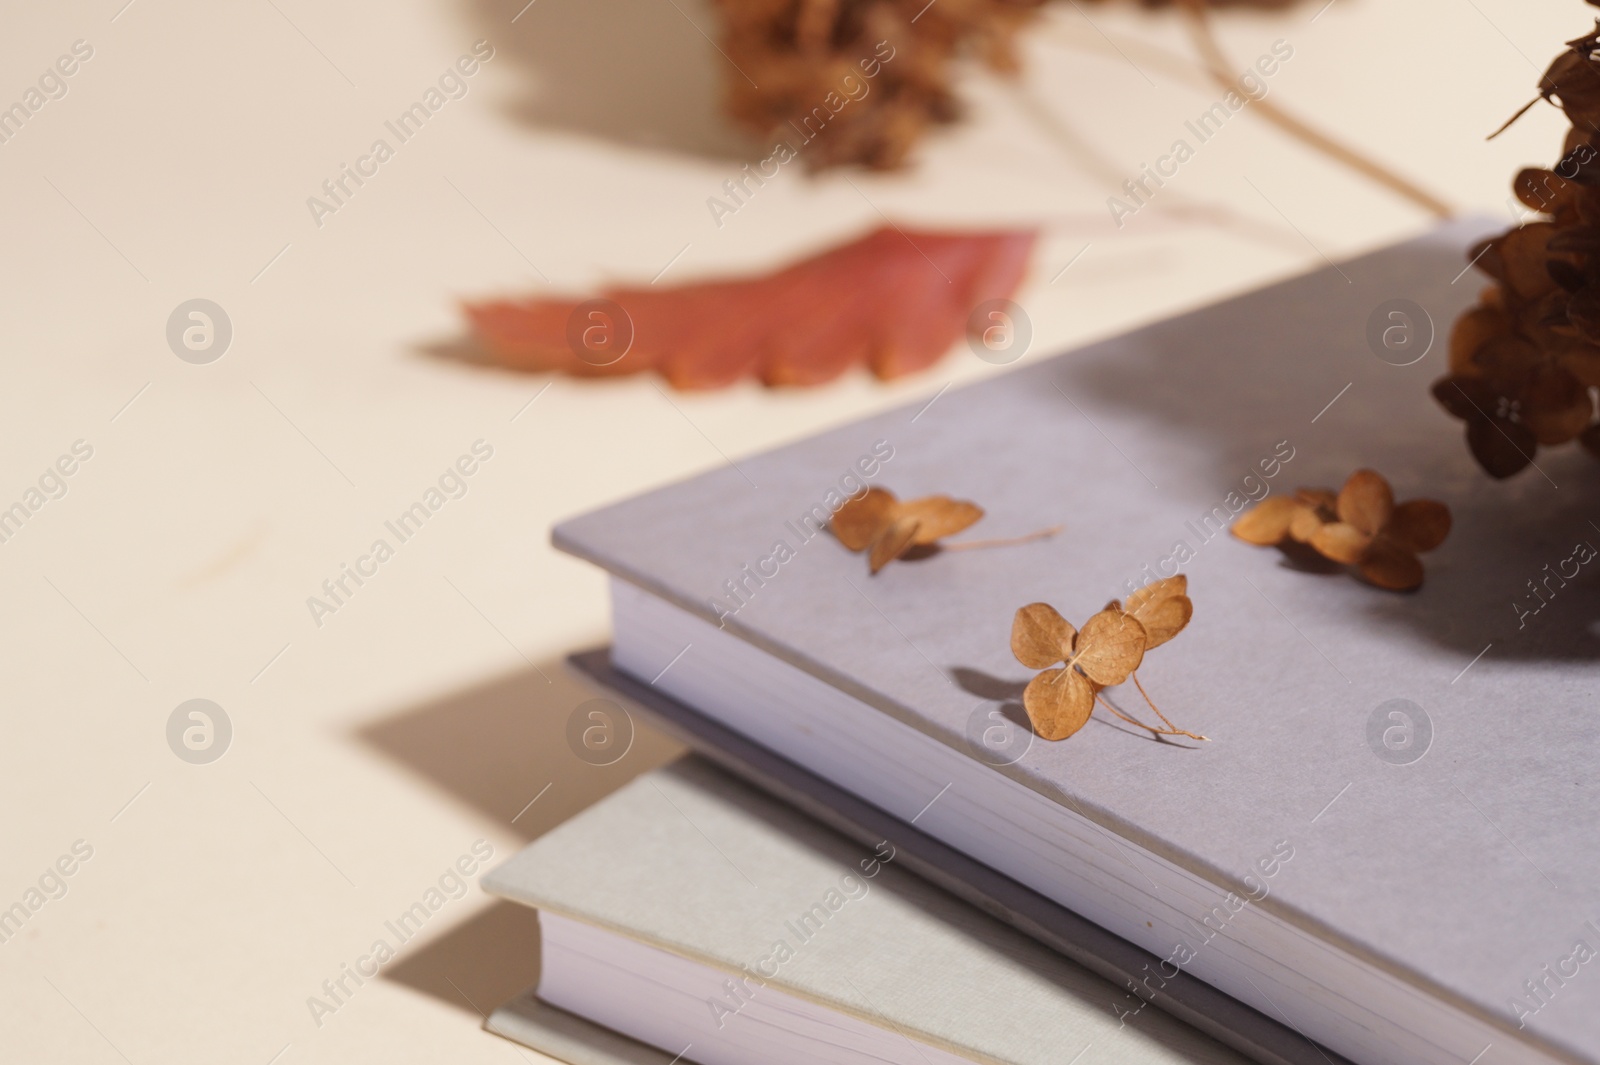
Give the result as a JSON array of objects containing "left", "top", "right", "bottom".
[
  {"left": 1522, "top": 365, "right": 1594, "bottom": 444},
  {"left": 1387, "top": 500, "right": 1453, "bottom": 553},
  {"left": 1449, "top": 306, "right": 1510, "bottom": 375},
  {"left": 897, "top": 497, "right": 985, "bottom": 545},
  {"left": 1230, "top": 496, "right": 1297, "bottom": 545},
  {"left": 1011, "top": 602, "right": 1076, "bottom": 671},
  {"left": 1496, "top": 223, "right": 1565, "bottom": 301},
  {"left": 1295, "top": 488, "right": 1338, "bottom": 511},
  {"left": 1561, "top": 345, "right": 1600, "bottom": 387},
  {"left": 868, "top": 518, "right": 920, "bottom": 574},
  {"left": 1310, "top": 522, "right": 1371, "bottom": 565},
  {"left": 1122, "top": 575, "right": 1191, "bottom": 650},
  {"left": 831, "top": 487, "right": 896, "bottom": 551},
  {"left": 831, "top": 486, "right": 985, "bottom": 573},
  {"left": 1358, "top": 541, "right": 1426, "bottom": 592},
  {"left": 1336, "top": 469, "right": 1394, "bottom": 538},
  {"left": 1432, "top": 375, "right": 1499, "bottom": 421},
  {"left": 1286, "top": 506, "right": 1325, "bottom": 543},
  {"left": 1513, "top": 168, "right": 1579, "bottom": 214},
  {"left": 1466, "top": 418, "right": 1537, "bottom": 479},
  {"left": 1071, "top": 609, "right": 1146, "bottom": 687},
  {"left": 1023, "top": 667, "right": 1095, "bottom": 742}
]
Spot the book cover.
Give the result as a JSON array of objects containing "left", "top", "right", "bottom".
[{"left": 485, "top": 755, "right": 1253, "bottom": 1065}]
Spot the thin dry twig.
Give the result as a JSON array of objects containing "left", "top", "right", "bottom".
[
  {"left": 1177, "top": 0, "right": 1452, "bottom": 219},
  {"left": 940, "top": 525, "right": 1065, "bottom": 551}
]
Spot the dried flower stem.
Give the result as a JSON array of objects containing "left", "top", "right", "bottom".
[
  {"left": 1131, "top": 672, "right": 1204, "bottom": 739},
  {"left": 941, "top": 525, "right": 1064, "bottom": 552},
  {"left": 1094, "top": 691, "right": 1209, "bottom": 742},
  {"left": 1177, "top": 0, "right": 1452, "bottom": 220},
  {"left": 1046, "top": 661, "right": 1207, "bottom": 741}
]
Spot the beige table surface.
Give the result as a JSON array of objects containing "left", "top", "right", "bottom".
[{"left": 0, "top": 0, "right": 1579, "bottom": 1061}]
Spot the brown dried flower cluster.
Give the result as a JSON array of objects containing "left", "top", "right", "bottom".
[
  {"left": 1437, "top": 20, "right": 1600, "bottom": 477},
  {"left": 714, "top": 0, "right": 1047, "bottom": 171},
  {"left": 1010, "top": 576, "right": 1204, "bottom": 742},
  {"left": 832, "top": 487, "right": 985, "bottom": 572},
  {"left": 832, "top": 486, "right": 1060, "bottom": 572},
  {"left": 712, "top": 0, "right": 1299, "bottom": 170},
  {"left": 1232, "top": 470, "right": 1451, "bottom": 592}
]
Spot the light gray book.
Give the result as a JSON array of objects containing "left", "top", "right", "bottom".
[
  {"left": 484, "top": 755, "right": 1258, "bottom": 1065},
  {"left": 554, "top": 647, "right": 1344, "bottom": 1065},
  {"left": 552, "top": 218, "right": 1600, "bottom": 1065}
]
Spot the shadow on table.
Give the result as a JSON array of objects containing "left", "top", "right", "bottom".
[
  {"left": 467, "top": 0, "right": 756, "bottom": 162},
  {"left": 384, "top": 899, "right": 544, "bottom": 1018},
  {"left": 357, "top": 658, "right": 682, "bottom": 844},
  {"left": 359, "top": 657, "right": 681, "bottom": 1012}
]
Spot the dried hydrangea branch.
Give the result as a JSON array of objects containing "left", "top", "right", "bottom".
[
  {"left": 1177, "top": 0, "right": 1452, "bottom": 220},
  {"left": 940, "top": 525, "right": 1065, "bottom": 552},
  {"left": 1005, "top": 80, "right": 1310, "bottom": 255}
]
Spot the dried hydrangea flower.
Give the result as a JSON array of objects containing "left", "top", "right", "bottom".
[
  {"left": 1439, "top": 24, "right": 1600, "bottom": 477},
  {"left": 1232, "top": 470, "right": 1451, "bottom": 591},
  {"left": 1229, "top": 488, "right": 1337, "bottom": 548},
  {"left": 1009, "top": 577, "right": 1203, "bottom": 743},
  {"left": 832, "top": 486, "right": 1061, "bottom": 573},
  {"left": 832, "top": 487, "right": 984, "bottom": 573}
]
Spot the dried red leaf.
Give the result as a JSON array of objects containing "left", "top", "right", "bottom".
[{"left": 464, "top": 226, "right": 1036, "bottom": 390}]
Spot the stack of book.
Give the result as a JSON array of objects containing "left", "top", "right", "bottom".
[{"left": 482, "top": 220, "right": 1600, "bottom": 1065}]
